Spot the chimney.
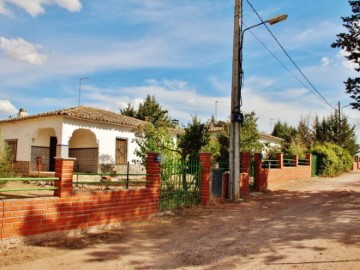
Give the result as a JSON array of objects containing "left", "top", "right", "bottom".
[{"left": 18, "top": 108, "right": 29, "bottom": 118}]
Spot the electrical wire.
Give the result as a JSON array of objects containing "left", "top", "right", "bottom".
[{"left": 245, "top": 0, "right": 336, "bottom": 111}]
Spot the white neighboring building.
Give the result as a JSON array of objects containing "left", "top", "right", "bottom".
[{"left": 0, "top": 106, "right": 146, "bottom": 175}]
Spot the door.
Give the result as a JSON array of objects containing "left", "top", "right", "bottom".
[
  {"left": 116, "top": 138, "right": 127, "bottom": 165},
  {"left": 49, "top": 136, "right": 57, "bottom": 171}
]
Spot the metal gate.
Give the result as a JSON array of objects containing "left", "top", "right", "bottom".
[
  {"left": 312, "top": 155, "right": 318, "bottom": 176},
  {"left": 159, "top": 159, "right": 201, "bottom": 210}
]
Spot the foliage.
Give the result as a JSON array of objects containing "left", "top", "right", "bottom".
[
  {"left": 133, "top": 123, "right": 176, "bottom": 165},
  {"left": 120, "top": 103, "right": 136, "bottom": 118},
  {"left": 239, "top": 112, "right": 263, "bottom": 153},
  {"left": 312, "top": 142, "right": 353, "bottom": 177},
  {"left": 272, "top": 121, "right": 297, "bottom": 152},
  {"left": 216, "top": 111, "right": 262, "bottom": 164},
  {"left": 331, "top": 0, "right": 360, "bottom": 110},
  {"left": 312, "top": 110, "right": 359, "bottom": 155},
  {"left": 202, "top": 137, "right": 221, "bottom": 163},
  {"left": 0, "top": 135, "right": 14, "bottom": 187},
  {"left": 136, "top": 95, "right": 172, "bottom": 127},
  {"left": 177, "top": 116, "right": 210, "bottom": 162}
]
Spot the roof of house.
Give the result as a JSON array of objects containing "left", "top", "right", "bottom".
[{"left": 0, "top": 106, "right": 147, "bottom": 127}]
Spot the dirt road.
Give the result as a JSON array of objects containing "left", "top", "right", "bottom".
[{"left": 1, "top": 171, "right": 360, "bottom": 270}]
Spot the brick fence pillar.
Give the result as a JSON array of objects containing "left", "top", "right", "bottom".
[
  {"left": 240, "top": 152, "right": 251, "bottom": 196},
  {"left": 306, "top": 153, "right": 312, "bottom": 167},
  {"left": 254, "top": 153, "right": 267, "bottom": 192},
  {"left": 277, "top": 153, "right": 284, "bottom": 169},
  {"left": 199, "top": 152, "right": 212, "bottom": 206},
  {"left": 54, "top": 157, "right": 75, "bottom": 197},
  {"left": 293, "top": 155, "right": 299, "bottom": 167},
  {"left": 145, "top": 152, "right": 161, "bottom": 192}
]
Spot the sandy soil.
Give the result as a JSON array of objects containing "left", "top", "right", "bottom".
[{"left": 1, "top": 171, "right": 360, "bottom": 270}]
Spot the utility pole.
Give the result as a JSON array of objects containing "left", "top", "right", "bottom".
[
  {"left": 229, "top": 0, "right": 242, "bottom": 200},
  {"left": 338, "top": 101, "right": 341, "bottom": 146}
]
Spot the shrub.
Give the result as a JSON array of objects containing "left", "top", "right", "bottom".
[
  {"left": 0, "top": 135, "right": 14, "bottom": 187},
  {"left": 312, "top": 142, "right": 353, "bottom": 177}
]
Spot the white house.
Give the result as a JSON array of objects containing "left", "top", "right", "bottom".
[{"left": 0, "top": 106, "right": 146, "bottom": 175}]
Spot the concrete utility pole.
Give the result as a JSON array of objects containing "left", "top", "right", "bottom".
[{"left": 229, "top": 0, "right": 242, "bottom": 200}]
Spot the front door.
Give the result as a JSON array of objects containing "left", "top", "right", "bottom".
[{"left": 49, "top": 136, "right": 57, "bottom": 171}]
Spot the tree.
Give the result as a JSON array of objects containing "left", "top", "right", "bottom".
[
  {"left": 331, "top": 0, "right": 360, "bottom": 110},
  {"left": 177, "top": 116, "right": 210, "bottom": 162},
  {"left": 239, "top": 112, "right": 263, "bottom": 153},
  {"left": 216, "top": 111, "right": 262, "bottom": 164},
  {"left": 271, "top": 121, "right": 297, "bottom": 152},
  {"left": 0, "top": 135, "right": 14, "bottom": 185},
  {"left": 132, "top": 124, "right": 176, "bottom": 165},
  {"left": 136, "top": 95, "right": 171, "bottom": 127},
  {"left": 120, "top": 103, "right": 136, "bottom": 118}
]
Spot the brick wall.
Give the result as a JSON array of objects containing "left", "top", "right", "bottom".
[
  {"left": 254, "top": 153, "right": 312, "bottom": 191},
  {"left": 0, "top": 152, "right": 160, "bottom": 242}
]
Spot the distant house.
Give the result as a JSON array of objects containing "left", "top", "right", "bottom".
[{"left": 0, "top": 106, "right": 146, "bottom": 175}]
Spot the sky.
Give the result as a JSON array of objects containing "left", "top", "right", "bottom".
[{"left": 0, "top": 0, "right": 359, "bottom": 141}]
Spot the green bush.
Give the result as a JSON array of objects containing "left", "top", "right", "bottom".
[
  {"left": 312, "top": 142, "right": 353, "bottom": 177},
  {"left": 0, "top": 136, "right": 14, "bottom": 187}
]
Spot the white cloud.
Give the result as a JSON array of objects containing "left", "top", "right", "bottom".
[
  {"left": 322, "top": 57, "right": 330, "bottom": 66},
  {"left": 283, "top": 88, "right": 309, "bottom": 98},
  {"left": 0, "top": 37, "right": 47, "bottom": 65},
  {"left": 0, "top": 0, "right": 82, "bottom": 17},
  {"left": 337, "top": 49, "right": 358, "bottom": 71},
  {"left": 0, "top": 99, "right": 17, "bottom": 114}
]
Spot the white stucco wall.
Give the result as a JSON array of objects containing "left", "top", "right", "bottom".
[
  {"left": 0, "top": 117, "right": 63, "bottom": 161},
  {"left": 63, "top": 118, "right": 139, "bottom": 163},
  {"left": 0, "top": 116, "right": 140, "bottom": 164}
]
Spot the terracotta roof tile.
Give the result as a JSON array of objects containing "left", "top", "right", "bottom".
[{"left": 0, "top": 106, "right": 146, "bottom": 127}]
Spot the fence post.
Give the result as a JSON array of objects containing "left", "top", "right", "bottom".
[
  {"left": 199, "top": 152, "right": 212, "bottom": 206},
  {"left": 254, "top": 153, "right": 262, "bottom": 192},
  {"left": 54, "top": 157, "right": 75, "bottom": 197},
  {"left": 293, "top": 155, "right": 299, "bottom": 167},
  {"left": 277, "top": 153, "right": 284, "bottom": 169},
  {"left": 306, "top": 153, "right": 312, "bottom": 167},
  {"left": 240, "top": 152, "right": 250, "bottom": 196},
  {"left": 145, "top": 152, "right": 161, "bottom": 192}
]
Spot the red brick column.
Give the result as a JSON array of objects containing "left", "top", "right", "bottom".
[
  {"left": 293, "top": 155, "right": 299, "bottom": 167},
  {"left": 306, "top": 153, "right": 312, "bottom": 167},
  {"left": 54, "top": 157, "right": 75, "bottom": 197},
  {"left": 254, "top": 153, "right": 262, "bottom": 192},
  {"left": 145, "top": 152, "right": 161, "bottom": 192},
  {"left": 277, "top": 153, "right": 284, "bottom": 169},
  {"left": 199, "top": 152, "right": 212, "bottom": 206},
  {"left": 240, "top": 152, "right": 251, "bottom": 196}
]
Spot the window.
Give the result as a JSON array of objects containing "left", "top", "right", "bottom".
[
  {"left": 115, "top": 138, "right": 127, "bottom": 165},
  {"left": 5, "top": 139, "right": 17, "bottom": 162}
]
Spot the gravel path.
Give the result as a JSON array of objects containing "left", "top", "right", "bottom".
[{"left": 1, "top": 171, "right": 360, "bottom": 270}]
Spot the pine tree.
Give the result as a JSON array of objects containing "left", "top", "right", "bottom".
[{"left": 331, "top": 0, "right": 360, "bottom": 109}]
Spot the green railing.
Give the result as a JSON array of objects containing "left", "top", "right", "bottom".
[
  {"left": 0, "top": 177, "right": 59, "bottom": 193},
  {"left": 262, "top": 159, "right": 280, "bottom": 169},
  {"left": 283, "top": 158, "right": 297, "bottom": 167},
  {"left": 73, "top": 172, "right": 149, "bottom": 189},
  {"left": 298, "top": 158, "right": 310, "bottom": 166},
  {"left": 160, "top": 159, "right": 201, "bottom": 210}
]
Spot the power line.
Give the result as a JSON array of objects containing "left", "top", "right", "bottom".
[
  {"left": 245, "top": 0, "right": 336, "bottom": 111},
  {"left": 244, "top": 25, "right": 332, "bottom": 106}
]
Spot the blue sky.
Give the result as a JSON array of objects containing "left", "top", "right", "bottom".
[{"left": 0, "top": 0, "right": 358, "bottom": 140}]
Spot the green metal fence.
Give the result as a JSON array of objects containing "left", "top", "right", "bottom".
[
  {"left": 160, "top": 159, "right": 201, "bottom": 210},
  {"left": 0, "top": 177, "right": 59, "bottom": 193},
  {"left": 311, "top": 155, "right": 318, "bottom": 176}
]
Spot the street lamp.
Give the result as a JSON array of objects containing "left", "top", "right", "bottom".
[
  {"left": 229, "top": 0, "right": 287, "bottom": 201},
  {"left": 78, "top": 77, "right": 90, "bottom": 106}
]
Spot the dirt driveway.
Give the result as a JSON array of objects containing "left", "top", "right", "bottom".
[{"left": 1, "top": 171, "right": 360, "bottom": 270}]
